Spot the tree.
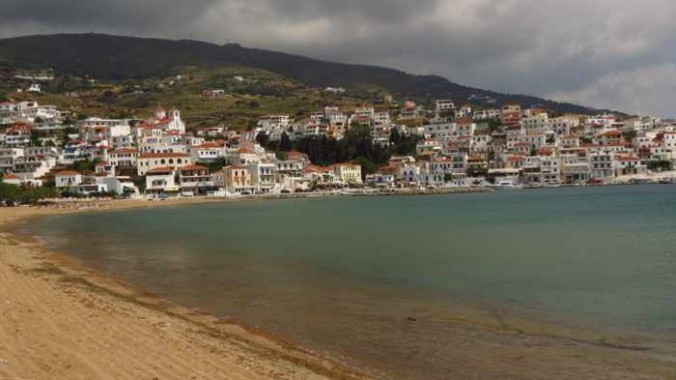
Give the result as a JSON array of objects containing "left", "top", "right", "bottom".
[
  {"left": 467, "top": 167, "right": 489, "bottom": 178},
  {"left": 389, "top": 127, "right": 401, "bottom": 145},
  {"left": 647, "top": 160, "right": 672, "bottom": 172},
  {"left": 622, "top": 130, "right": 637, "bottom": 142},
  {"left": 30, "top": 130, "right": 46, "bottom": 147},
  {"left": 487, "top": 119, "right": 501, "bottom": 132},
  {"left": 580, "top": 136, "right": 593, "bottom": 144},
  {"left": 353, "top": 156, "right": 379, "bottom": 178},
  {"left": 0, "top": 182, "right": 21, "bottom": 204},
  {"left": 0, "top": 182, "right": 59, "bottom": 205},
  {"left": 70, "top": 158, "right": 101, "bottom": 174},
  {"left": 444, "top": 173, "right": 454, "bottom": 182},
  {"left": 255, "top": 132, "right": 269, "bottom": 147},
  {"left": 204, "top": 158, "right": 226, "bottom": 173},
  {"left": 280, "top": 132, "right": 292, "bottom": 151}
]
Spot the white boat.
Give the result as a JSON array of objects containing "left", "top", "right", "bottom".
[{"left": 489, "top": 180, "right": 522, "bottom": 190}]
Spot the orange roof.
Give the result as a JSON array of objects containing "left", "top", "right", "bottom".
[
  {"left": 617, "top": 155, "right": 639, "bottom": 162},
  {"left": 56, "top": 170, "right": 80, "bottom": 176},
  {"left": 286, "top": 150, "right": 306, "bottom": 158},
  {"left": 378, "top": 165, "right": 399, "bottom": 174},
  {"left": 224, "top": 165, "right": 249, "bottom": 170},
  {"left": 431, "top": 157, "right": 450, "bottom": 163},
  {"left": 195, "top": 142, "right": 223, "bottom": 149},
  {"left": 139, "top": 152, "right": 189, "bottom": 159},
  {"left": 112, "top": 148, "right": 138, "bottom": 154},
  {"left": 180, "top": 164, "right": 208, "bottom": 172},
  {"left": 304, "top": 164, "right": 330, "bottom": 173},
  {"left": 146, "top": 166, "right": 174, "bottom": 175},
  {"left": 2, "top": 173, "right": 19, "bottom": 180}
]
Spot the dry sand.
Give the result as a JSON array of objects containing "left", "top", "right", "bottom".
[{"left": 0, "top": 198, "right": 675, "bottom": 380}]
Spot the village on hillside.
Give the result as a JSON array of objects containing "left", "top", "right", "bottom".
[{"left": 1, "top": 92, "right": 676, "bottom": 202}]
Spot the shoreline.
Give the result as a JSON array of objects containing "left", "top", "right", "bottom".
[
  {"left": 0, "top": 204, "right": 379, "bottom": 380},
  {"left": 2, "top": 192, "right": 676, "bottom": 379}
]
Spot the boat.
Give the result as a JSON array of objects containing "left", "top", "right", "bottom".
[
  {"left": 658, "top": 178, "right": 675, "bottom": 185},
  {"left": 489, "top": 180, "right": 522, "bottom": 190}
]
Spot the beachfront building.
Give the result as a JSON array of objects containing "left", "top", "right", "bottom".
[
  {"left": 332, "top": 163, "right": 363, "bottom": 185},
  {"left": 365, "top": 173, "right": 395, "bottom": 187},
  {"left": 145, "top": 167, "right": 178, "bottom": 196},
  {"left": 589, "top": 152, "right": 614, "bottom": 180},
  {"left": 614, "top": 155, "right": 646, "bottom": 177},
  {"left": 1, "top": 172, "right": 23, "bottom": 186},
  {"left": 55, "top": 170, "right": 83, "bottom": 189},
  {"left": 178, "top": 164, "right": 215, "bottom": 196},
  {"left": 216, "top": 165, "right": 255, "bottom": 194},
  {"left": 249, "top": 161, "right": 277, "bottom": 193},
  {"left": 96, "top": 175, "right": 139, "bottom": 196}
]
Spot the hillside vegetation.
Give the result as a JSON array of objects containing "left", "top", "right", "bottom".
[{"left": 0, "top": 33, "right": 612, "bottom": 115}]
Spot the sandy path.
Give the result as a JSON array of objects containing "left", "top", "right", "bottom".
[{"left": 0, "top": 206, "right": 373, "bottom": 380}]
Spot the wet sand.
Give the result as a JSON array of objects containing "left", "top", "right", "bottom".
[{"left": 1, "top": 198, "right": 675, "bottom": 380}]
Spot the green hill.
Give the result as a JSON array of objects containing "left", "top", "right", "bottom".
[{"left": 0, "top": 33, "right": 610, "bottom": 115}]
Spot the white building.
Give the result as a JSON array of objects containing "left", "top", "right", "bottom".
[
  {"left": 55, "top": 170, "right": 83, "bottom": 189},
  {"left": 435, "top": 99, "right": 455, "bottom": 114},
  {"left": 145, "top": 167, "right": 178, "bottom": 195},
  {"left": 137, "top": 152, "right": 192, "bottom": 176},
  {"left": 332, "top": 163, "right": 362, "bottom": 185}
]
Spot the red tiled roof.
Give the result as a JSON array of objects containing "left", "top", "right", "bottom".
[
  {"left": 617, "top": 155, "right": 639, "bottom": 162},
  {"left": 224, "top": 165, "right": 249, "bottom": 170},
  {"left": 139, "top": 152, "right": 189, "bottom": 159},
  {"left": 195, "top": 142, "right": 223, "bottom": 149},
  {"left": 179, "top": 164, "right": 208, "bottom": 172},
  {"left": 56, "top": 170, "right": 80, "bottom": 176},
  {"left": 146, "top": 166, "right": 174, "bottom": 175},
  {"left": 304, "top": 164, "right": 330, "bottom": 173},
  {"left": 112, "top": 148, "right": 138, "bottom": 154}
]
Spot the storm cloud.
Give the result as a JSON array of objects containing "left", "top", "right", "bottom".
[{"left": 2, "top": 0, "right": 676, "bottom": 116}]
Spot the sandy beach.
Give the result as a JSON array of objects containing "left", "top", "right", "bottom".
[
  {"left": 0, "top": 201, "right": 376, "bottom": 380},
  {"left": 1, "top": 198, "right": 675, "bottom": 380}
]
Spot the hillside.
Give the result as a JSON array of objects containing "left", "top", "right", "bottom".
[
  {"left": 0, "top": 33, "right": 608, "bottom": 115},
  {"left": 3, "top": 65, "right": 375, "bottom": 130}
]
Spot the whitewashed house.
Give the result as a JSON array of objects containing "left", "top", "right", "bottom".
[{"left": 55, "top": 170, "right": 83, "bottom": 189}]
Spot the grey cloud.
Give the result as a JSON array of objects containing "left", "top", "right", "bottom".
[{"left": 2, "top": 0, "right": 676, "bottom": 116}]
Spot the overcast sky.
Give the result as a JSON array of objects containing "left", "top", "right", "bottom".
[{"left": 2, "top": 0, "right": 675, "bottom": 116}]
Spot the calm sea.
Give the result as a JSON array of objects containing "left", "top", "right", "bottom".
[{"left": 22, "top": 185, "right": 676, "bottom": 379}]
